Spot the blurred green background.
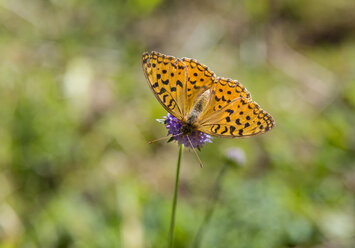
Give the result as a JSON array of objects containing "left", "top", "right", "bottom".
[{"left": 0, "top": 0, "right": 355, "bottom": 247}]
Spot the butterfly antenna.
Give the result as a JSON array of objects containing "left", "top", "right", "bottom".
[
  {"left": 148, "top": 136, "right": 170, "bottom": 144},
  {"left": 148, "top": 133, "right": 183, "bottom": 144},
  {"left": 186, "top": 135, "right": 204, "bottom": 168}
]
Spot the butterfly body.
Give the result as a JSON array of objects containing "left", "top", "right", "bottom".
[
  {"left": 185, "top": 89, "right": 210, "bottom": 125},
  {"left": 142, "top": 51, "right": 275, "bottom": 138}
]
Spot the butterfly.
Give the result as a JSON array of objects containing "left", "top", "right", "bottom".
[{"left": 142, "top": 51, "right": 275, "bottom": 139}]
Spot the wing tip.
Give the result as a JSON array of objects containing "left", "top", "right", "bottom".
[{"left": 142, "top": 52, "right": 149, "bottom": 63}]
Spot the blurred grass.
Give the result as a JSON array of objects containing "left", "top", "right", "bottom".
[{"left": 0, "top": 0, "right": 354, "bottom": 247}]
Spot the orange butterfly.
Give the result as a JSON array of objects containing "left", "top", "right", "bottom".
[{"left": 142, "top": 51, "right": 275, "bottom": 139}]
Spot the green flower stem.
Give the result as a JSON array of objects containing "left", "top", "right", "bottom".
[
  {"left": 193, "top": 162, "right": 230, "bottom": 248},
  {"left": 169, "top": 144, "right": 183, "bottom": 248}
]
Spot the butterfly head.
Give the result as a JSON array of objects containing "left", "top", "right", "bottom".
[{"left": 180, "top": 122, "right": 196, "bottom": 136}]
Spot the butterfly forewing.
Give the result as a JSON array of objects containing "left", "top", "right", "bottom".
[{"left": 142, "top": 52, "right": 185, "bottom": 119}]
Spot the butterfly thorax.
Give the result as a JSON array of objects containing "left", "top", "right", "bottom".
[
  {"left": 181, "top": 89, "right": 211, "bottom": 135},
  {"left": 181, "top": 108, "right": 199, "bottom": 135}
]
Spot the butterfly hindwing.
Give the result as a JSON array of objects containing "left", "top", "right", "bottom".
[
  {"left": 200, "top": 77, "right": 252, "bottom": 117},
  {"left": 198, "top": 97, "right": 275, "bottom": 137}
]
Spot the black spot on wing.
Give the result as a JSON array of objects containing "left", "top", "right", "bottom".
[
  {"left": 221, "top": 127, "right": 228, "bottom": 134},
  {"left": 176, "top": 80, "right": 183, "bottom": 88},
  {"left": 162, "top": 94, "right": 168, "bottom": 103},
  {"left": 167, "top": 98, "right": 175, "bottom": 109},
  {"left": 230, "top": 126, "right": 236, "bottom": 135},
  {"left": 157, "top": 88, "right": 166, "bottom": 95},
  {"left": 211, "top": 124, "right": 220, "bottom": 133},
  {"left": 225, "top": 109, "right": 234, "bottom": 115}
]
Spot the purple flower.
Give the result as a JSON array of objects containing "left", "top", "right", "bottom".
[{"left": 162, "top": 113, "right": 212, "bottom": 149}]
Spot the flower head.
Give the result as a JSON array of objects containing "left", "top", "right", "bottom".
[{"left": 162, "top": 113, "right": 212, "bottom": 149}]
